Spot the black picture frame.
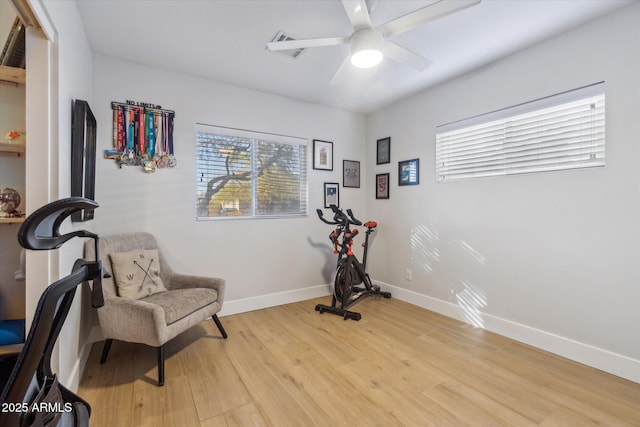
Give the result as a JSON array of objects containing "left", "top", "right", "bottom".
[
  {"left": 313, "top": 139, "right": 333, "bottom": 170},
  {"left": 70, "top": 99, "right": 97, "bottom": 222},
  {"left": 398, "top": 158, "right": 419, "bottom": 186},
  {"left": 377, "top": 137, "right": 391, "bottom": 165},
  {"left": 376, "top": 173, "right": 390, "bottom": 199},
  {"left": 343, "top": 160, "right": 360, "bottom": 188},
  {"left": 324, "top": 182, "right": 339, "bottom": 208}
]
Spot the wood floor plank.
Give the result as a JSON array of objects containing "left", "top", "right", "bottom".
[
  {"left": 177, "top": 322, "right": 252, "bottom": 421},
  {"left": 423, "top": 379, "right": 538, "bottom": 427},
  {"left": 78, "top": 298, "right": 640, "bottom": 426},
  {"left": 77, "top": 341, "right": 137, "bottom": 427},
  {"left": 221, "top": 317, "right": 317, "bottom": 426},
  {"left": 133, "top": 376, "right": 201, "bottom": 427},
  {"left": 200, "top": 403, "right": 268, "bottom": 427},
  {"left": 337, "top": 357, "right": 465, "bottom": 426}
]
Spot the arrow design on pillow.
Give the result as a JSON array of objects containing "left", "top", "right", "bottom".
[{"left": 134, "top": 258, "right": 158, "bottom": 292}]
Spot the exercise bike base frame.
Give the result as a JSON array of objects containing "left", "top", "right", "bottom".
[{"left": 315, "top": 286, "right": 392, "bottom": 321}]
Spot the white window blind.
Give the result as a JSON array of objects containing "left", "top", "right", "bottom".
[
  {"left": 196, "top": 124, "right": 308, "bottom": 219},
  {"left": 436, "top": 82, "right": 605, "bottom": 181}
]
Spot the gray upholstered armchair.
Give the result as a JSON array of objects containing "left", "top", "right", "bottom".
[{"left": 85, "top": 232, "right": 226, "bottom": 386}]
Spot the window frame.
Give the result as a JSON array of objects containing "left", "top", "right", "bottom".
[
  {"left": 435, "top": 82, "right": 605, "bottom": 182},
  {"left": 196, "top": 124, "right": 308, "bottom": 220}
]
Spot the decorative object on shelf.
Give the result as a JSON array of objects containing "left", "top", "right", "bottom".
[
  {"left": 324, "top": 182, "right": 339, "bottom": 208},
  {"left": 377, "top": 137, "right": 390, "bottom": 165},
  {"left": 343, "top": 160, "right": 360, "bottom": 188},
  {"left": 313, "top": 139, "right": 333, "bottom": 171},
  {"left": 376, "top": 173, "right": 390, "bottom": 199},
  {"left": 0, "top": 187, "right": 23, "bottom": 218},
  {"left": 4, "top": 130, "right": 21, "bottom": 140},
  {"left": 71, "top": 99, "right": 97, "bottom": 222},
  {"left": 398, "top": 158, "right": 420, "bottom": 186},
  {"left": 106, "top": 100, "right": 176, "bottom": 173}
]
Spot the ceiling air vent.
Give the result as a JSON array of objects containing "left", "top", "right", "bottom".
[{"left": 269, "top": 31, "right": 306, "bottom": 59}]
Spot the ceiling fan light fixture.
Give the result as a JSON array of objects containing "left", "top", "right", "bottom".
[{"left": 350, "top": 29, "right": 383, "bottom": 69}]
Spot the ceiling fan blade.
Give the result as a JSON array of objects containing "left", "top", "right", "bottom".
[
  {"left": 267, "top": 36, "right": 349, "bottom": 51},
  {"left": 330, "top": 55, "right": 353, "bottom": 85},
  {"left": 341, "top": 0, "right": 372, "bottom": 31},
  {"left": 383, "top": 41, "right": 432, "bottom": 71},
  {"left": 377, "top": 0, "right": 481, "bottom": 39}
]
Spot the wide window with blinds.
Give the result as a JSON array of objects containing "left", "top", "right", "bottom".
[
  {"left": 436, "top": 82, "right": 605, "bottom": 181},
  {"left": 196, "top": 124, "right": 308, "bottom": 219}
]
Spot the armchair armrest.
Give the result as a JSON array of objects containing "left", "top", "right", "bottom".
[
  {"left": 96, "top": 297, "right": 167, "bottom": 347},
  {"left": 166, "top": 273, "right": 225, "bottom": 306}
]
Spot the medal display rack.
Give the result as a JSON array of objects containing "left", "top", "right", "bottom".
[{"left": 106, "top": 101, "right": 177, "bottom": 172}]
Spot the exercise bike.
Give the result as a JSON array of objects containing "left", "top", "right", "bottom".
[{"left": 316, "top": 205, "right": 391, "bottom": 320}]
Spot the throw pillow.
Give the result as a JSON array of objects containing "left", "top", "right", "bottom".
[{"left": 109, "top": 249, "right": 167, "bottom": 299}]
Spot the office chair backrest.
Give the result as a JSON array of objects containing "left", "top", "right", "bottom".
[{"left": 0, "top": 197, "right": 103, "bottom": 426}]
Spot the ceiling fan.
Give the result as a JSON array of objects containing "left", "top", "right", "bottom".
[{"left": 266, "top": 0, "right": 481, "bottom": 83}]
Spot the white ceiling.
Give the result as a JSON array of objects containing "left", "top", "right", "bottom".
[{"left": 76, "top": 0, "right": 633, "bottom": 114}]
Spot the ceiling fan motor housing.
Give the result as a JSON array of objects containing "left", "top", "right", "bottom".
[{"left": 350, "top": 28, "right": 383, "bottom": 68}]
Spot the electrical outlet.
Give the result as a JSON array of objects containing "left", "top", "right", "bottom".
[{"left": 405, "top": 269, "right": 413, "bottom": 281}]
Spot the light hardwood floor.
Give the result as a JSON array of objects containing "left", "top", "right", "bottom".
[{"left": 78, "top": 297, "right": 640, "bottom": 426}]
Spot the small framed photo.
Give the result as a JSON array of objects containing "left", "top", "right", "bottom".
[
  {"left": 343, "top": 160, "right": 360, "bottom": 188},
  {"left": 377, "top": 137, "right": 390, "bottom": 165},
  {"left": 398, "top": 158, "right": 420, "bottom": 186},
  {"left": 313, "top": 139, "right": 333, "bottom": 170},
  {"left": 324, "top": 182, "right": 339, "bottom": 208},
  {"left": 376, "top": 173, "right": 390, "bottom": 199}
]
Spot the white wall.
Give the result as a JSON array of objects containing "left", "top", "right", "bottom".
[
  {"left": 91, "top": 55, "right": 366, "bottom": 312},
  {"left": 366, "top": 3, "right": 640, "bottom": 382}
]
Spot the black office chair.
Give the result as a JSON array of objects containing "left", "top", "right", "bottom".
[{"left": 0, "top": 197, "right": 104, "bottom": 427}]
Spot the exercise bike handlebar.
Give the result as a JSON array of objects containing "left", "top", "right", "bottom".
[
  {"left": 345, "top": 209, "right": 363, "bottom": 226},
  {"left": 318, "top": 205, "right": 373, "bottom": 229},
  {"left": 316, "top": 208, "right": 338, "bottom": 225}
]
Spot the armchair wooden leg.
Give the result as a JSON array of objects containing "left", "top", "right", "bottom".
[
  {"left": 100, "top": 339, "right": 113, "bottom": 364},
  {"left": 157, "top": 345, "right": 165, "bottom": 386},
  {"left": 212, "top": 314, "right": 228, "bottom": 339}
]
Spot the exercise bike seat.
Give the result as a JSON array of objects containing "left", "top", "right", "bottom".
[{"left": 364, "top": 221, "right": 377, "bottom": 229}]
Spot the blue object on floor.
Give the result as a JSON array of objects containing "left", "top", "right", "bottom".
[{"left": 0, "top": 319, "right": 25, "bottom": 345}]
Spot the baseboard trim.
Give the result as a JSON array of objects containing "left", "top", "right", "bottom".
[
  {"left": 219, "top": 284, "right": 331, "bottom": 317},
  {"left": 376, "top": 281, "right": 640, "bottom": 384},
  {"left": 64, "top": 339, "right": 93, "bottom": 392}
]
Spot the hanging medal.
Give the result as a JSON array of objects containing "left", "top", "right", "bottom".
[
  {"left": 133, "top": 108, "right": 140, "bottom": 165},
  {"left": 118, "top": 105, "right": 128, "bottom": 164},
  {"left": 167, "top": 112, "right": 176, "bottom": 167},
  {"left": 156, "top": 111, "right": 168, "bottom": 169},
  {"left": 138, "top": 107, "right": 145, "bottom": 160},
  {"left": 154, "top": 112, "right": 164, "bottom": 168},
  {"left": 144, "top": 110, "right": 156, "bottom": 172},
  {"left": 126, "top": 109, "right": 136, "bottom": 166}
]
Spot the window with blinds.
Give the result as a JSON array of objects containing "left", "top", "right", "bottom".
[
  {"left": 436, "top": 82, "right": 605, "bottom": 181},
  {"left": 196, "top": 124, "right": 308, "bottom": 219}
]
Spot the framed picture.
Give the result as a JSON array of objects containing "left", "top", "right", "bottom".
[
  {"left": 324, "top": 182, "right": 339, "bottom": 208},
  {"left": 343, "top": 160, "right": 360, "bottom": 188},
  {"left": 377, "top": 137, "right": 390, "bottom": 164},
  {"left": 376, "top": 173, "right": 390, "bottom": 199},
  {"left": 313, "top": 139, "right": 333, "bottom": 170},
  {"left": 398, "top": 158, "right": 420, "bottom": 186},
  {"left": 70, "top": 99, "right": 97, "bottom": 222}
]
